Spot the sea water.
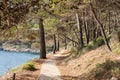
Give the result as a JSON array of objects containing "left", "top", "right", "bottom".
[{"left": 0, "top": 50, "right": 39, "bottom": 76}]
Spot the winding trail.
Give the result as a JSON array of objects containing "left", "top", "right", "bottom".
[{"left": 37, "top": 54, "right": 62, "bottom": 80}]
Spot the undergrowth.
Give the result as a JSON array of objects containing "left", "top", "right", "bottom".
[
  {"left": 64, "top": 37, "right": 107, "bottom": 61},
  {"left": 89, "top": 59, "right": 120, "bottom": 80},
  {"left": 112, "top": 43, "right": 120, "bottom": 54},
  {"left": 12, "top": 61, "right": 36, "bottom": 72},
  {"left": 23, "top": 62, "right": 36, "bottom": 71}
]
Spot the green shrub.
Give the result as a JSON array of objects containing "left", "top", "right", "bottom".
[
  {"left": 71, "top": 47, "right": 80, "bottom": 57},
  {"left": 94, "top": 69, "right": 104, "bottom": 79},
  {"left": 23, "top": 41, "right": 32, "bottom": 48},
  {"left": 85, "top": 41, "right": 95, "bottom": 51},
  {"left": 95, "top": 37, "right": 104, "bottom": 46},
  {"left": 111, "top": 67, "right": 120, "bottom": 75},
  {"left": 98, "top": 59, "right": 114, "bottom": 70},
  {"left": 23, "top": 62, "right": 36, "bottom": 71},
  {"left": 31, "top": 42, "right": 40, "bottom": 50},
  {"left": 113, "top": 43, "right": 120, "bottom": 54},
  {"left": 84, "top": 37, "right": 105, "bottom": 51},
  {"left": 113, "top": 48, "right": 120, "bottom": 54},
  {"left": 90, "top": 59, "right": 120, "bottom": 79},
  {"left": 11, "top": 62, "right": 36, "bottom": 72}
]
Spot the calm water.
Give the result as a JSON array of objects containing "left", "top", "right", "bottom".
[{"left": 0, "top": 50, "right": 39, "bottom": 76}]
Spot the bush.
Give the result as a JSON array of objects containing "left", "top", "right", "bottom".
[
  {"left": 31, "top": 42, "right": 40, "bottom": 50},
  {"left": 113, "top": 43, "right": 120, "bottom": 54},
  {"left": 90, "top": 60, "right": 120, "bottom": 79},
  {"left": 23, "top": 62, "right": 36, "bottom": 71},
  {"left": 95, "top": 37, "right": 104, "bottom": 46},
  {"left": 111, "top": 67, "right": 120, "bottom": 75},
  {"left": 23, "top": 41, "right": 32, "bottom": 48},
  {"left": 85, "top": 37, "right": 104, "bottom": 51},
  {"left": 97, "top": 59, "right": 114, "bottom": 70},
  {"left": 85, "top": 41, "right": 95, "bottom": 51}
]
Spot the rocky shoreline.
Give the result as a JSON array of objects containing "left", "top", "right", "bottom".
[{"left": 0, "top": 41, "right": 40, "bottom": 53}]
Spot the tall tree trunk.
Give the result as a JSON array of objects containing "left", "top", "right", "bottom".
[
  {"left": 83, "top": 9, "right": 89, "bottom": 44},
  {"left": 96, "top": 26, "right": 102, "bottom": 38},
  {"left": 92, "top": 17, "right": 96, "bottom": 40},
  {"left": 64, "top": 33, "right": 67, "bottom": 49},
  {"left": 76, "top": 13, "right": 84, "bottom": 48},
  {"left": 108, "top": 12, "right": 111, "bottom": 34},
  {"left": 0, "top": 16, "right": 1, "bottom": 26},
  {"left": 86, "top": 21, "right": 89, "bottom": 43},
  {"left": 72, "top": 36, "right": 75, "bottom": 47},
  {"left": 38, "top": 18, "right": 46, "bottom": 59},
  {"left": 56, "top": 34, "right": 60, "bottom": 51},
  {"left": 114, "top": 11, "right": 117, "bottom": 30},
  {"left": 90, "top": 3, "right": 112, "bottom": 51},
  {"left": 53, "top": 34, "right": 56, "bottom": 53}
]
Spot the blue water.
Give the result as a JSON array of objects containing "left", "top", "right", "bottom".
[{"left": 0, "top": 50, "right": 39, "bottom": 76}]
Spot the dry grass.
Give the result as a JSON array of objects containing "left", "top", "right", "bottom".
[{"left": 56, "top": 46, "right": 120, "bottom": 80}]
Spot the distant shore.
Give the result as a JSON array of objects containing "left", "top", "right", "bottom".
[{"left": 0, "top": 41, "right": 53, "bottom": 54}]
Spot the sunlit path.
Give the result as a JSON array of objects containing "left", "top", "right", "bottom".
[{"left": 37, "top": 54, "right": 62, "bottom": 80}]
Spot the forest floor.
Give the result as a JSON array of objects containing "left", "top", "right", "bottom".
[{"left": 1, "top": 46, "right": 120, "bottom": 80}]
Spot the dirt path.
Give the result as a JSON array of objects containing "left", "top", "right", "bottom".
[{"left": 37, "top": 54, "right": 62, "bottom": 80}]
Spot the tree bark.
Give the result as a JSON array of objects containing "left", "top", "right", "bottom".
[
  {"left": 64, "top": 33, "right": 67, "bottom": 49},
  {"left": 76, "top": 13, "right": 84, "bottom": 48},
  {"left": 38, "top": 18, "right": 46, "bottom": 59},
  {"left": 92, "top": 17, "right": 96, "bottom": 40},
  {"left": 72, "top": 36, "right": 75, "bottom": 47},
  {"left": 83, "top": 10, "right": 89, "bottom": 44},
  {"left": 90, "top": 3, "right": 112, "bottom": 51},
  {"left": 108, "top": 12, "right": 111, "bottom": 34},
  {"left": 0, "top": 16, "right": 1, "bottom": 26},
  {"left": 56, "top": 34, "right": 60, "bottom": 51},
  {"left": 96, "top": 27, "right": 102, "bottom": 38},
  {"left": 53, "top": 34, "right": 56, "bottom": 53}
]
